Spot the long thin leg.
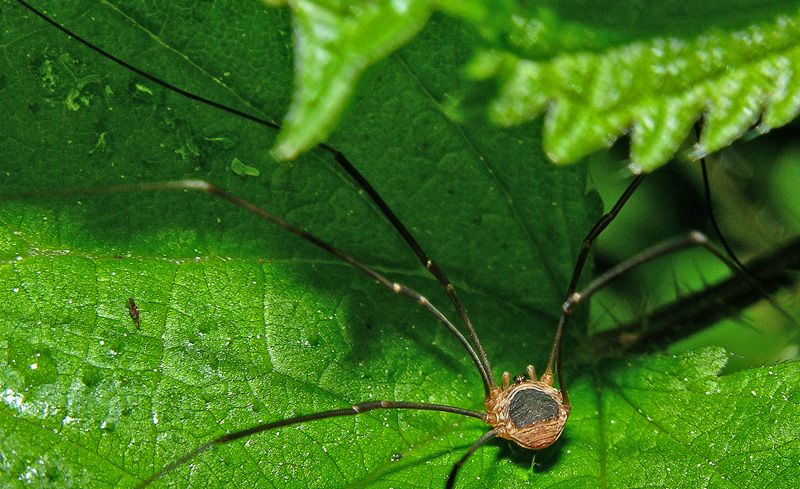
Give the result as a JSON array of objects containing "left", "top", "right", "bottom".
[
  {"left": 543, "top": 173, "right": 646, "bottom": 406},
  {"left": 14, "top": 0, "right": 497, "bottom": 393},
  {"left": 694, "top": 123, "right": 748, "bottom": 272},
  {"left": 445, "top": 429, "right": 500, "bottom": 489},
  {"left": 135, "top": 400, "right": 485, "bottom": 488},
  {"left": 549, "top": 231, "right": 792, "bottom": 394},
  {"left": 0, "top": 181, "right": 491, "bottom": 390},
  {"left": 566, "top": 231, "right": 782, "bottom": 314},
  {"left": 326, "top": 149, "right": 497, "bottom": 390},
  {"left": 546, "top": 139, "right": 786, "bottom": 399},
  {"left": 562, "top": 231, "right": 758, "bottom": 313},
  {"left": 563, "top": 173, "right": 647, "bottom": 303},
  {"left": 593, "top": 235, "right": 800, "bottom": 352}
]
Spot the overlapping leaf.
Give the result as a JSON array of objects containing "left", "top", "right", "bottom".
[
  {"left": 267, "top": 0, "right": 800, "bottom": 170},
  {"left": 485, "top": 7, "right": 800, "bottom": 171}
]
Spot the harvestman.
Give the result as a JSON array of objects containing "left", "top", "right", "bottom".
[{"left": 9, "top": 1, "right": 769, "bottom": 487}]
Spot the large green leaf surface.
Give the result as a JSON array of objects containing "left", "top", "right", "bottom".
[{"left": 1, "top": 2, "right": 799, "bottom": 488}]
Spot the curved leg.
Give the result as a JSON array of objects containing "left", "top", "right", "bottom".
[{"left": 445, "top": 429, "right": 500, "bottom": 489}]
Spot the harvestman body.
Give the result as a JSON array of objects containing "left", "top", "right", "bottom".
[{"left": 10, "top": 2, "right": 767, "bottom": 487}]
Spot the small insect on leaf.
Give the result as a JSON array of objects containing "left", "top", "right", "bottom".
[{"left": 128, "top": 297, "right": 140, "bottom": 330}]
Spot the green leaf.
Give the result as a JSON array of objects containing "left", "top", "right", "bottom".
[
  {"left": 271, "top": 0, "right": 434, "bottom": 159},
  {"left": 1, "top": 2, "right": 798, "bottom": 489},
  {"left": 269, "top": 0, "right": 526, "bottom": 159},
  {"left": 486, "top": 1, "right": 800, "bottom": 171},
  {"left": 266, "top": 0, "right": 800, "bottom": 171},
  {"left": 553, "top": 348, "right": 800, "bottom": 487}
]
